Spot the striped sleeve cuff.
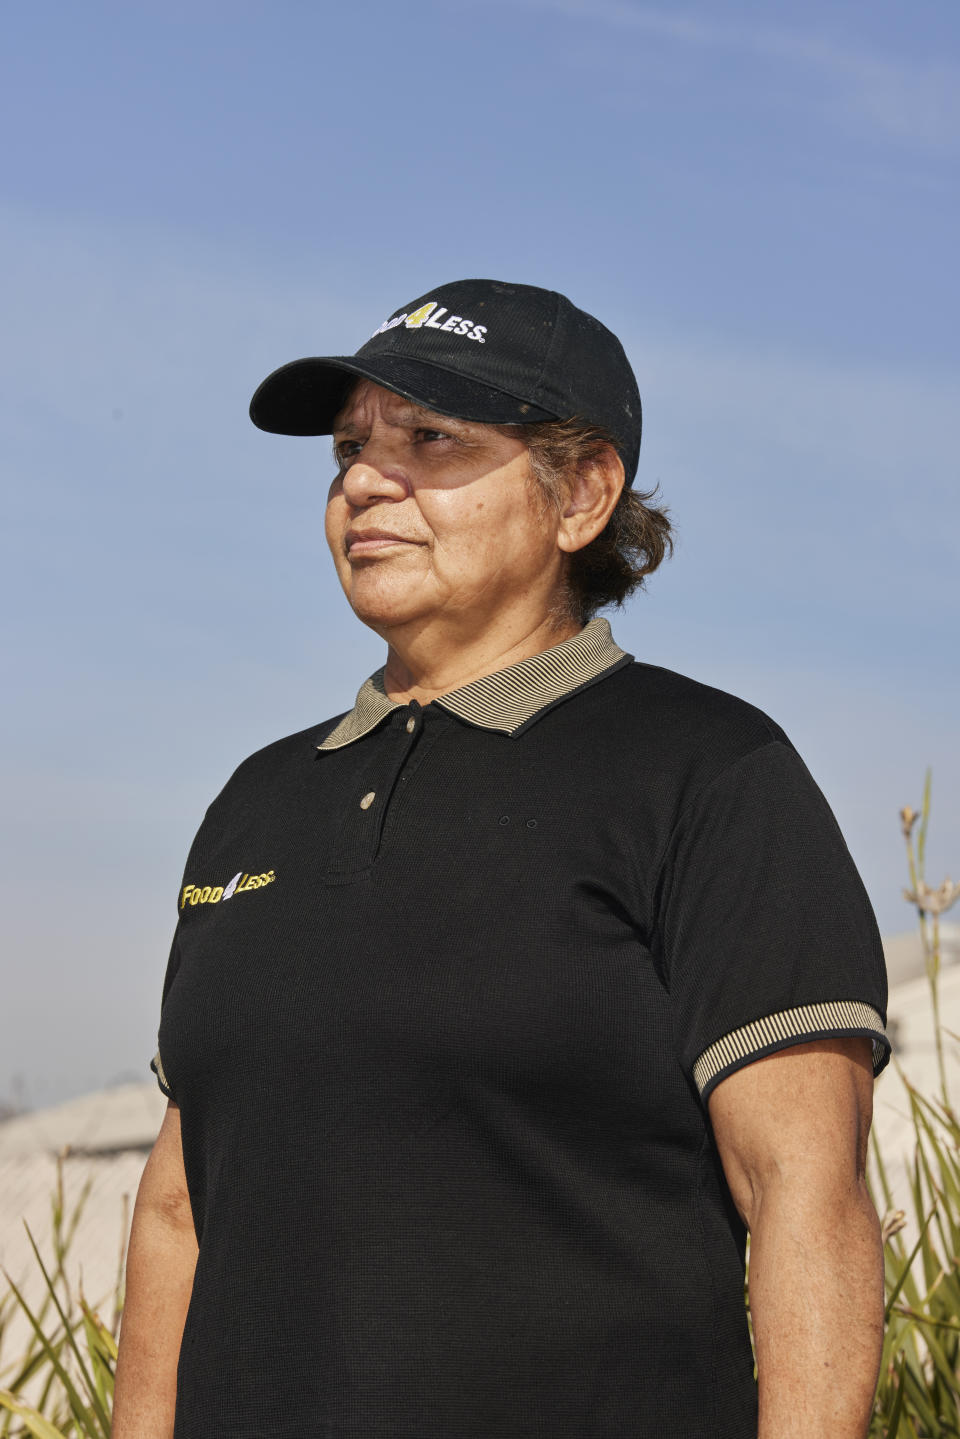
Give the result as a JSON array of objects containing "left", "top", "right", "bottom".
[
  {"left": 693, "top": 1000, "right": 890, "bottom": 1099},
  {"left": 150, "top": 1049, "right": 175, "bottom": 1099}
]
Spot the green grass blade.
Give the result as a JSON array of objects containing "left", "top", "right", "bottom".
[
  {"left": 21, "top": 1228, "right": 111, "bottom": 1436},
  {"left": 892, "top": 1305, "right": 960, "bottom": 1334},
  {"left": 916, "top": 767, "right": 931, "bottom": 877},
  {"left": 883, "top": 1352, "right": 908, "bottom": 1436},
  {"left": 900, "top": 1357, "right": 942, "bottom": 1435},
  {"left": 77, "top": 1296, "right": 116, "bottom": 1362},
  {"left": 78, "top": 1303, "right": 115, "bottom": 1409},
  {"left": 0, "top": 1390, "right": 67, "bottom": 1439},
  {"left": 0, "top": 1271, "right": 97, "bottom": 1437},
  {"left": 885, "top": 1207, "right": 937, "bottom": 1320}
]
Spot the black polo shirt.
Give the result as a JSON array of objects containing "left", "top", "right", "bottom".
[{"left": 153, "top": 618, "right": 889, "bottom": 1439}]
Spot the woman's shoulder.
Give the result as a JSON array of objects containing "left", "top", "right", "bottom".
[
  {"left": 192, "top": 709, "right": 352, "bottom": 826},
  {"left": 599, "top": 656, "right": 792, "bottom": 767}
]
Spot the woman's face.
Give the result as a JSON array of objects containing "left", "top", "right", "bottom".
[{"left": 325, "top": 380, "right": 567, "bottom": 646}]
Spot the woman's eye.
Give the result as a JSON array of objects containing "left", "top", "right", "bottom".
[
  {"left": 333, "top": 439, "right": 362, "bottom": 465},
  {"left": 416, "top": 428, "right": 453, "bottom": 444}
]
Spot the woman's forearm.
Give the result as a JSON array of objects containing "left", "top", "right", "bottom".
[
  {"left": 748, "top": 1176, "right": 884, "bottom": 1439},
  {"left": 112, "top": 1105, "right": 198, "bottom": 1439}
]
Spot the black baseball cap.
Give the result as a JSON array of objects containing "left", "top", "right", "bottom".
[{"left": 249, "top": 279, "right": 643, "bottom": 484}]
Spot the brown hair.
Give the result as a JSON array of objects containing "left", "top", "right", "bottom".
[{"left": 500, "top": 417, "right": 674, "bottom": 623}]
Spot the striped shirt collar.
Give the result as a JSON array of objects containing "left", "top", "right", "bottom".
[{"left": 317, "top": 616, "right": 630, "bottom": 751}]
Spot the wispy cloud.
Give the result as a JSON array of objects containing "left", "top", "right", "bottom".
[{"left": 493, "top": 0, "right": 960, "bottom": 149}]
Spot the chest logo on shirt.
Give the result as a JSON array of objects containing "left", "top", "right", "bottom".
[{"left": 180, "top": 870, "right": 275, "bottom": 909}]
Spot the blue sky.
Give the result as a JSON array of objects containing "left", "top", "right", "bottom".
[{"left": 2, "top": 0, "right": 957, "bottom": 1106}]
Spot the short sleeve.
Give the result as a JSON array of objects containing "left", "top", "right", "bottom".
[
  {"left": 150, "top": 930, "right": 182, "bottom": 1101},
  {"left": 657, "top": 739, "right": 890, "bottom": 1102}
]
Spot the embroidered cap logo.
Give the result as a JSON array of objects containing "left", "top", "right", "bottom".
[{"left": 369, "top": 300, "right": 488, "bottom": 344}]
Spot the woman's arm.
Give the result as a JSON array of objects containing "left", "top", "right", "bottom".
[
  {"left": 112, "top": 1100, "right": 198, "bottom": 1439},
  {"left": 708, "top": 1037, "right": 884, "bottom": 1439}
]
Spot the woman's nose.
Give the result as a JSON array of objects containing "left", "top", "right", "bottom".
[{"left": 339, "top": 445, "right": 411, "bottom": 508}]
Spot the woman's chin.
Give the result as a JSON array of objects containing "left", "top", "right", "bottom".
[{"left": 345, "top": 574, "right": 433, "bottom": 632}]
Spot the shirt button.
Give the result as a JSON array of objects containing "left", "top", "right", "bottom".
[
  {"left": 405, "top": 717, "right": 416, "bottom": 733},
  {"left": 359, "top": 791, "right": 376, "bottom": 810}
]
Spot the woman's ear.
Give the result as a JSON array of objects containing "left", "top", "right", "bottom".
[{"left": 556, "top": 445, "right": 625, "bottom": 554}]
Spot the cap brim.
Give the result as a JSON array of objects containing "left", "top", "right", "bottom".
[{"left": 249, "top": 354, "right": 560, "bottom": 436}]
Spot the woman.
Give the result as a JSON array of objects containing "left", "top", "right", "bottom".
[{"left": 113, "top": 278, "right": 889, "bottom": 1439}]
